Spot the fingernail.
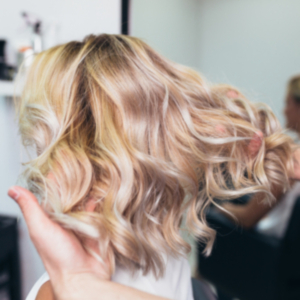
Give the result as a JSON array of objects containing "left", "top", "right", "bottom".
[{"left": 8, "top": 187, "right": 20, "bottom": 201}]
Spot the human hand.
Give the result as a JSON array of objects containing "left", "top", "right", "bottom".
[{"left": 7, "top": 186, "right": 110, "bottom": 299}]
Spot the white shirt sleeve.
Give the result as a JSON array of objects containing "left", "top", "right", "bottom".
[{"left": 26, "top": 272, "right": 50, "bottom": 300}]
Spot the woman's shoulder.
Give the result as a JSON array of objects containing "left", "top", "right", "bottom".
[{"left": 26, "top": 272, "right": 50, "bottom": 300}]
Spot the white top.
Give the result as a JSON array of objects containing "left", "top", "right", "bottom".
[
  {"left": 256, "top": 181, "right": 300, "bottom": 238},
  {"left": 26, "top": 255, "right": 194, "bottom": 300}
]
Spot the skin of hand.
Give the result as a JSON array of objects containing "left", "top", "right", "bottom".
[{"left": 7, "top": 187, "right": 169, "bottom": 300}]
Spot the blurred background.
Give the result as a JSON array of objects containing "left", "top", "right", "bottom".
[{"left": 1, "top": 0, "right": 300, "bottom": 299}]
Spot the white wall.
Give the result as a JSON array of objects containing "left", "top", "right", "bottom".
[
  {"left": 0, "top": 0, "right": 121, "bottom": 64},
  {"left": 197, "top": 0, "right": 300, "bottom": 125},
  {"left": 131, "top": 0, "right": 199, "bottom": 68},
  {"left": 0, "top": 1, "right": 120, "bottom": 298}
]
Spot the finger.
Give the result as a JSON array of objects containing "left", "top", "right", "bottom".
[
  {"left": 7, "top": 186, "right": 54, "bottom": 242},
  {"left": 248, "top": 131, "right": 263, "bottom": 158}
]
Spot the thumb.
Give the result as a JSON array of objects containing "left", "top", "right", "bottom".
[{"left": 7, "top": 186, "right": 53, "bottom": 242}]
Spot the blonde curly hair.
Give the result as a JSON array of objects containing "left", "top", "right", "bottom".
[{"left": 17, "top": 34, "right": 294, "bottom": 277}]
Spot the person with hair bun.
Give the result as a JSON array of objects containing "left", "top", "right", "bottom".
[
  {"left": 219, "top": 77, "right": 300, "bottom": 237},
  {"left": 10, "top": 34, "right": 300, "bottom": 300}
]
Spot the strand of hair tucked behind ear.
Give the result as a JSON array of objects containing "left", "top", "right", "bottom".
[{"left": 16, "top": 34, "right": 294, "bottom": 278}]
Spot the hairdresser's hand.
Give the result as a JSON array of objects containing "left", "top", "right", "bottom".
[
  {"left": 7, "top": 186, "right": 110, "bottom": 298},
  {"left": 8, "top": 187, "right": 169, "bottom": 300}
]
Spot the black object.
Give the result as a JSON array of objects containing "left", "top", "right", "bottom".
[
  {"left": 192, "top": 278, "right": 217, "bottom": 300},
  {"left": 0, "top": 40, "right": 15, "bottom": 81},
  {"left": 121, "top": 0, "right": 130, "bottom": 35},
  {"left": 197, "top": 197, "right": 300, "bottom": 300},
  {"left": 21, "top": 12, "right": 41, "bottom": 35},
  {"left": 0, "top": 215, "right": 21, "bottom": 300},
  {"left": 0, "top": 40, "right": 7, "bottom": 80},
  {"left": 0, "top": 40, "right": 5, "bottom": 62}
]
